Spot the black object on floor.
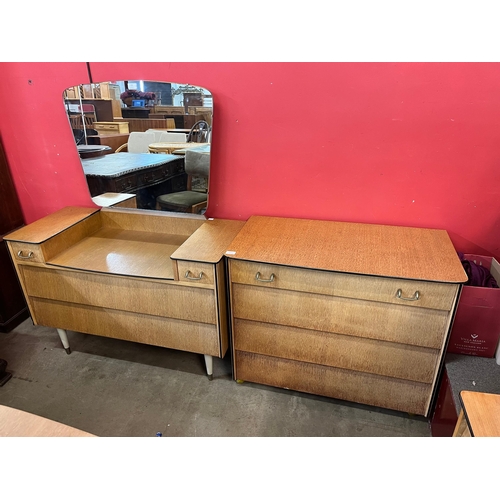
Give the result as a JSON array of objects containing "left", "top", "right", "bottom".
[{"left": 0, "top": 359, "right": 12, "bottom": 386}]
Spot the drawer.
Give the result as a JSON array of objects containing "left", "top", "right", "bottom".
[
  {"left": 94, "top": 123, "right": 120, "bottom": 132},
  {"left": 9, "top": 242, "right": 45, "bottom": 263},
  {"left": 177, "top": 261, "right": 215, "bottom": 285},
  {"left": 138, "top": 166, "right": 165, "bottom": 186},
  {"left": 231, "top": 283, "right": 450, "bottom": 349},
  {"left": 94, "top": 122, "right": 129, "bottom": 134},
  {"left": 113, "top": 173, "right": 138, "bottom": 192},
  {"left": 32, "top": 297, "right": 221, "bottom": 357},
  {"left": 22, "top": 266, "right": 216, "bottom": 324},
  {"left": 233, "top": 319, "right": 439, "bottom": 383},
  {"left": 230, "top": 260, "right": 459, "bottom": 311},
  {"left": 234, "top": 351, "right": 431, "bottom": 416}
]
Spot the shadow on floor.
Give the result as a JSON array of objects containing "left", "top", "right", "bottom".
[{"left": 0, "top": 319, "right": 431, "bottom": 437}]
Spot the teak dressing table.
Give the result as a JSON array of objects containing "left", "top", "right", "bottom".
[
  {"left": 5, "top": 206, "right": 244, "bottom": 379},
  {"left": 225, "top": 215, "right": 468, "bottom": 416}
]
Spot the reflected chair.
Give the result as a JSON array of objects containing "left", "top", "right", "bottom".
[
  {"left": 158, "top": 132, "right": 187, "bottom": 143},
  {"left": 146, "top": 129, "right": 165, "bottom": 142},
  {"left": 73, "top": 128, "right": 98, "bottom": 145},
  {"left": 156, "top": 145, "right": 210, "bottom": 214},
  {"left": 187, "top": 120, "right": 211, "bottom": 143},
  {"left": 115, "top": 131, "right": 156, "bottom": 153}
]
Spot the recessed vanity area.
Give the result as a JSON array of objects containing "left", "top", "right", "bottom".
[{"left": 5, "top": 206, "right": 244, "bottom": 379}]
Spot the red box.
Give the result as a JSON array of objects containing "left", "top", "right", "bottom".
[{"left": 447, "top": 254, "right": 500, "bottom": 357}]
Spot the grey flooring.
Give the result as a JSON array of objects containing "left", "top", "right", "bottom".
[{"left": 0, "top": 319, "right": 431, "bottom": 437}]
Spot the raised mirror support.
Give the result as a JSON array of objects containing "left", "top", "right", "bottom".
[{"left": 63, "top": 80, "right": 213, "bottom": 214}]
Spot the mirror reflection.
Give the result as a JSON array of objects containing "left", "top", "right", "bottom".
[{"left": 63, "top": 80, "right": 212, "bottom": 214}]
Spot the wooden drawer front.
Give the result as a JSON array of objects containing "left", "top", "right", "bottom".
[
  {"left": 234, "top": 319, "right": 439, "bottom": 384},
  {"left": 177, "top": 261, "right": 215, "bottom": 285},
  {"left": 137, "top": 162, "right": 185, "bottom": 188},
  {"left": 94, "top": 123, "right": 120, "bottom": 132},
  {"left": 9, "top": 242, "right": 45, "bottom": 263},
  {"left": 230, "top": 260, "right": 458, "bottom": 311},
  {"left": 232, "top": 284, "right": 449, "bottom": 349},
  {"left": 32, "top": 298, "right": 221, "bottom": 356},
  {"left": 235, "top": 351, "right": 430, "bottom": 416},
  {"left": 113, "top": 172, "right": 138, "bottom": 192},
  {"left": 23, "top": 266, "right": 216, "bottom": 324},
  {"left": 94, "top": 123, "right": 129, "bottom": 134}
]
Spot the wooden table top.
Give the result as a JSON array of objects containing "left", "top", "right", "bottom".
[
  {"left": 171, "top": 218, "right": 246, "bottom": 263},
  {"left": 460, "top": 391, "right": 500, "bottom": 437},
  {"left": 0, "top": 405, "right": 95, "bottom": 437},
  {"left": 225, "top": 215, "right": 467, "bottom": 283},
  {"left": 149, "top": 142, "right": 209, "bottom": 153},
  {"left": 5, "top": 206, "right": 99, "bottom": 244}
]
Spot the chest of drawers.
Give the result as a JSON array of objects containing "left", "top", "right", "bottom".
[
  {"left": 5, "top": 207, "right": 244, "bottom": 379},
  {"left": 226, "top": 216, "right": 467, "bottom": 416}
]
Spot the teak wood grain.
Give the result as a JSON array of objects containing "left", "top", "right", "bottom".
[
  {"left": 226, "top": 216, "right": 467, "bottom": 283},
  {"left": 460, "top": 391, "right": 500, "bottom": 437},
  {"left": 177, "top": 261, "right": 215, "bottom": 285},
  {"left": 230, "top": 260, "right": 459, "bottom": 311},
  {"left": 233, "top": 319, "right": 439, "bottom": 383},
  {"left": 171, "top": 219, "right": 246, "bottom": 263},
  {"left": 32, "top": 298, "right": 221, "bottom": 356},
  {"left": 0, "top": 405, "right": 95, "bottom": 437},
  {"left": 232, "top": 284, "right": 450, "bottom": 349},
  {"left": 47, "top": 227, "right": 186, "bottom": 280},
  {"left": 22, "top": 266, "right": 216, "bottom": 324},
  {"left": 235, "top": 351, "right": 431, "bottom": 415},
  {"left": 4, "top": 206, "right": 99, "bottom": 244},
  {"left": 100, "top": 207, "right": 205, "bottom": 236}
]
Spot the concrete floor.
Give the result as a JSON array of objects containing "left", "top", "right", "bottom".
[{"left": 0, "top": 319, "right": 431, "bottom": 437}]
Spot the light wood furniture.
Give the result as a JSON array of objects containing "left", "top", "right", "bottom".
[
  {"left": 91, "top": 192, "right": 137, "bottom": 209},
  {"left": 226, "top": 216, "right": 467, "bottom": 416},
  {"left": 149, "top": 142, "right": 209, "bottom": 155},
  {"left": 5, "top": 207, "right": 245, "bottom": 379},
  {"left": 0, "top": 405, "right": 95, "bottom": 437},
  {"left": 66, "top": 99, "right": 116, "bottom": 122},
  {"left": 453, "top": 391, "right": 500, "bottom": 437},
  {"left": 93, "top": 122, "right": 130, "bottom": 135}
]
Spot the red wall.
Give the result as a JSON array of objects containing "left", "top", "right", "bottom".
[{"left": 1, "top": 62, "right": 499, "bottom": 258}]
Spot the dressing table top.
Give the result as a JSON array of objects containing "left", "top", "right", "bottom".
[
  {"left": 225, "top": 215, "right": 468, "bottom": 283},
  {"left": 5, "top": 206, "right": 99, "bottom": 244}
]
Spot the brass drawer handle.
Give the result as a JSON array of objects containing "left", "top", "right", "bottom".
[
  {"left": 396, "top": 289, "right": 420, "bottom": 301},
  {"left": 185, "top": 270, "right": 203, "bottom": 280},
  {"left": 255, "top": 272, "right": 275, "bottom": 283},
  {"left": 17, "top": 250, "right": 34, "bottom": 259}
]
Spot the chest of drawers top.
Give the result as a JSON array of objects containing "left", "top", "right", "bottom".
[{"left": 226, "top": 216, "right": 467, "bottom": 284}]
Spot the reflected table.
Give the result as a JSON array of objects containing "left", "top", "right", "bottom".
[
  {"left": 149, "top": 142, "right": 210, "bottom": 154},
  {"left": 82, "top": 152, "right": 187, "bottom": 210}
]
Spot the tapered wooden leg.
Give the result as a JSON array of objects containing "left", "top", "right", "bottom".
[
  {"left": 56, "top": 328, "right": 71, "bottom": 354},
  {"left": 204, "top": 354, "right": 213, "bottom": 380}
]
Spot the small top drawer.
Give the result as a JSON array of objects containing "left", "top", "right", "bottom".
[
  {"left": 9, "top": 241, "right": 45, "bottom": 263},
  {"left": 94, "top": 122, "right": 129, "bottom": 134},
  {"left": 176, "top": 261, "right": 215, "bottom": 285},
  {"left": 229, "top": 260, "right": 459, "bottom": 311}
]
